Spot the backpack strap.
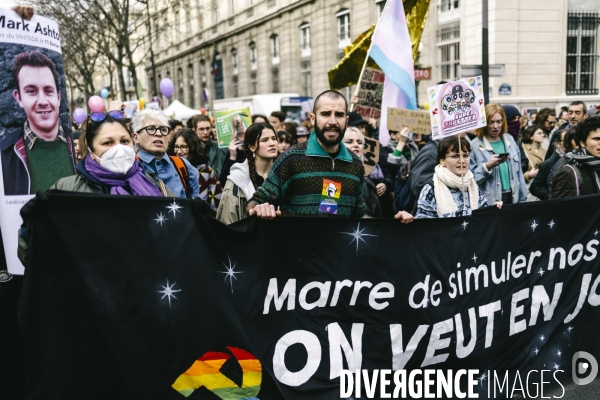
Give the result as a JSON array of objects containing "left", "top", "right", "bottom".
[
  {"left": 169, "top": 156, "right": 191, "bottom": 197},
  {"left": 564, "top": 164, "right": 582, "bottom": 196}
]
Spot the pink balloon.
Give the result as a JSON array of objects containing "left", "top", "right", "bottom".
[
  {"left": 73, "top": 108, "right": 86, "bottom": 124},
  {"left": 88, "top": 95, "right": 105, "bottom": 113}
]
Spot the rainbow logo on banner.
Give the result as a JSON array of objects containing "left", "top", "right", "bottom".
[{"left": 172, "top": 347, "right": 262, "bottom": 399}]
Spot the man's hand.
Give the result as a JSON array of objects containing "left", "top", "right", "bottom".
[
  {"left": 12, "top": 5, "right": 34, "bottom": 20},
  {"left": 376, "top": 183, "right": 386, "bottom": 197},
  {"left": 247, "top": 204, "right": 281, "bottom": 219},
  {"left": 394, "top": 210, "right": 414, "bottom": 224}
]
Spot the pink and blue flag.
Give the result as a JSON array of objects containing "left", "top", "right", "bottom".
[{"left": 370, "top": 0, "right": 417, "bottom": 145}]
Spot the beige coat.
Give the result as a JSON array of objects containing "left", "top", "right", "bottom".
[{"left": 522, "top": 143, "right": 547, "bottom": 182}]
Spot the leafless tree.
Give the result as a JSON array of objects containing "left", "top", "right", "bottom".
[{"left": 34, "top": 0, "right": 167, "bottom": 102}]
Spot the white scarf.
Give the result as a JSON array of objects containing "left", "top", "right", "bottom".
[{"left": 433, "top": 164, "right": 480, "bottom": 216}]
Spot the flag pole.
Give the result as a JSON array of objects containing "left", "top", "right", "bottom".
[{"left": 349, "top": 5, "right": 388, "bottom": 112}]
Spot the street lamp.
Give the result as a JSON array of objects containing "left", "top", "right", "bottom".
[{"left": 138, "top": 0, "right": 158, "bottom": 97}]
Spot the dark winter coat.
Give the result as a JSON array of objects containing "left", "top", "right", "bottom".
[
  {"left": 550, "top": 159, "right": 599, "bottom": 199},
  {"left": 529, "top": 152, "right": 562, "bottom": 200},
  {"left": 363, "top": 176, "right": 383, "bottom": 218}
]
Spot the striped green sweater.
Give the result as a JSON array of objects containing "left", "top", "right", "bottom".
[{"left": 249, "top": 132, "right": 366, "bottom": 217}]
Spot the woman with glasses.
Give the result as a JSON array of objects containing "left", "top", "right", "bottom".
[
  {"left": 132, "top": 109, "right": 200, "bottom": 198},
  {"left": 167, "top": 129, "right": 223, "bottom": 215},
  {"left": 51, "top": 110, "right": 174, "bottom": 196},
  {"left": 470, "top": 103, "right": 527, "bottom": 205},
  {"left": 415, "top": 136, "right": 502, "bottom": 219},
  {"left": 216, "top": 122, "right": 278, "bottom": 224}
]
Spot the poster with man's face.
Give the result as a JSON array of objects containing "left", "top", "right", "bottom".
[{"left": 0, "top": 8, "right": 71, "bottom": 275}]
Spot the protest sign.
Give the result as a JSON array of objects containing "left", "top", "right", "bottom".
[
  {"left": 22, "top": 192, "right": 600, "bottom": 398},
  {"left": 362, "top": 136, "right": 380, "bottom": 176},
  {"left": 354, "top": 68, "right": 384, "bottom": 121},
  {"left": 214, "top": 107, "right": 251, "bottom": 148},
  {"left": 0, "top": 8, "right": 71, "bottom": 275},
  {"left": 123, "top": 100, "right": 140, "bottom": 118},
  {"left": 387, "top": 107, "right": 431, "bottom": 135},
  {"left": 144, "top": 101, "right": 161, "bottom": 111},
  {"left": 427, "top": 76, "right": 486, "bottom": 140}
]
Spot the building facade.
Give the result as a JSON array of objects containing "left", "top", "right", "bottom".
[
  {"left": 417, "top": 0, "right": 600, "bottom": 111},
  {"left": 146, "top": 0, "right": 388, "bottom": 109}
]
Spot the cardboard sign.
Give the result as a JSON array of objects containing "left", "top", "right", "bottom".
[
  {"left": 355, "top": 68, "right": 384, "bottom": 121},
  {"left": 214, "top": 107, "right": 252, "bottom": 148},
  {"left": 427, "top": 76, "right": 487, "bottom": 140},
  {"left": 362, "top": 137, "right": 380, "bottom": 176},
  {"left": 387, "top": 108, "right": 431, "bottom": 135}
]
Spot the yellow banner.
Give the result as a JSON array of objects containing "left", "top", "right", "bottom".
[{"left": 328, "top": 0, "right": 430, "bottom": 90}]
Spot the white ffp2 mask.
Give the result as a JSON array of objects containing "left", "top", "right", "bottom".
[{"left": 90, "top": 144, "right": 136, "bottom": 174}]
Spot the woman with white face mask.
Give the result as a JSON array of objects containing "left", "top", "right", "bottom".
[{"left": 51, "top": 112, "right": 174, "bottom": 196}]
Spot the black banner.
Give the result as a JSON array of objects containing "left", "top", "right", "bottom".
[{"left": 20, "top": 193, "right": 600, "bottom": 399}]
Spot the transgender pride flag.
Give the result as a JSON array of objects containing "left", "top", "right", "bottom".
[{"left": 369, "top": 0, "right": 417, "bottom": 146}]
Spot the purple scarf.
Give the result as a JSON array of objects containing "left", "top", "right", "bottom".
[{"left": 84, "top": 155, "right": 163, "bottom": 196}]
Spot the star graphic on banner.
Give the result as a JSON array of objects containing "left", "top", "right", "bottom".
[
  {"left": 166, "top": 200, "right": 182, "bottom": 218},
  {"left": 538, "top": 268, "right": 545, "bottom": 276},
  {"left": 531, "top": 221, "right": 538, "bottom": 231},
  {"left": 154, "top": 212, "right": 168, "bottom": 226},
  {"left": 540, "top": 335, "right": 545, "bottom": 342},
  {"left": 554, "top": 363, "right": 560, "bottom": 370},
  {"left": 158, "top": 279, "right": 181, "bottom": 308},
  {"left": 472, "top": 254, "right": 478, "bottom": 263},
  {"left": 477, "top": 371, "right": 488, "bottom": 387},
  {"left": 340, "top": 222, "right": 378, "bottom": 254},
  {"left": 595, "top": 230, "right": 599, "bottom": 237},
  {"left": 461, "top": 221, "right": 469, "bottom": 230},
  {"left": 219, "top": 256, "right": 242, "bottom": 293},
  {"left": 557, "top": 350, "right": 562, "bottom": 357},
  {"left": 548, "top": 220, "right": 555, "bottom": 229},
  {"left": 567, "top": 326, "right": 573, "bottom": 333},
  {"left": 534, "top": 348, "right": 540, "bottom": 355}
]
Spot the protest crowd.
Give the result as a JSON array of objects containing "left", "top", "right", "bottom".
[{"left": 2, "top": 3, "right": 600, "bottom": 399}]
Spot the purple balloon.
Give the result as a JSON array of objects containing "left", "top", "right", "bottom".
[
  {"left": 160, "top": 78, "right": 174, "bottom": 98},
  {"left": 73, "top": 108, "right": 86, "bottom": 124}
]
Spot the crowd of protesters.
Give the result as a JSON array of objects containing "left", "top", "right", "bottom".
[{"left": 52, "top": 93, "right": 600, "bottom": 226}]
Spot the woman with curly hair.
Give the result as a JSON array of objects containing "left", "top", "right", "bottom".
[
  {"left": 167, "top": 128, "right": 223, "bottom": 215},
  {"left": 551, "top": 116, "right": 600, "bottom": 198},
  {"left": 217, "top": 122, "right": 278, "bottom": 224}
]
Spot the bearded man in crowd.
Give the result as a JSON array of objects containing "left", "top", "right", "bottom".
[{"left": 247, "top": 90, "right": 413, "bottom": 222}]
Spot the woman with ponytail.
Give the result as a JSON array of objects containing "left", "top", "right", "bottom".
[
  {"left": 216, "top": 122, "right": 278, "bottom": 224},
  {"left": 415, "top": 136, "right": 502, "bottom": 219}
]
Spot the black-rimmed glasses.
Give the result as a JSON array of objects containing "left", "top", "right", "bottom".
[{"left": 136, "top": 125, "right": 171, "bottom": 136}]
